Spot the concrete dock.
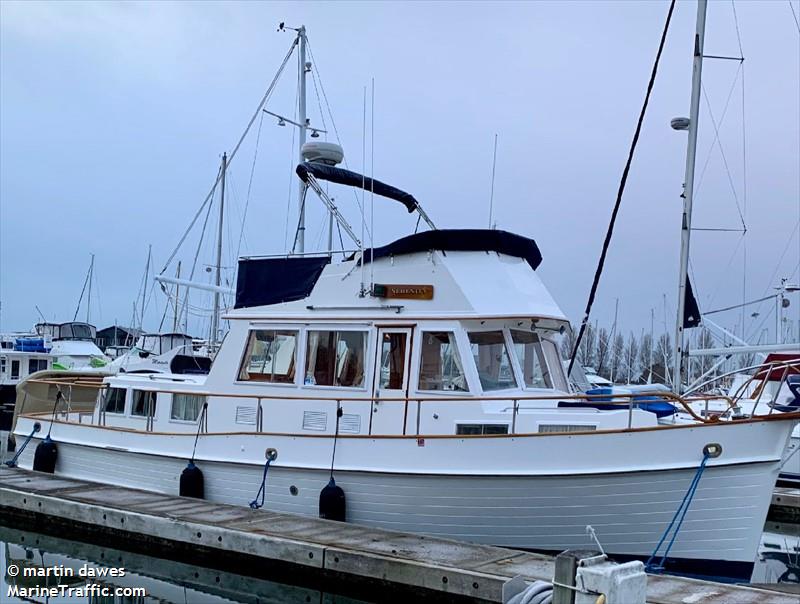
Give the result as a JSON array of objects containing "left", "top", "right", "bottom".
[{"left": 0, "top": 465, "right": 796, "bottom": 604}]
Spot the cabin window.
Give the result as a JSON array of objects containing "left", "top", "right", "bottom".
[
  {"left": 510, "top": 330, "right": 552, "bottom": 389},
  {"left": 305, "top": 330, "right": 367, "bottom": 387},
  {"left": 171, "top": 393, "right": 205, "bottom": 421},
  {"left": 456, "top": 423, "right": 509, "bottom": 435},
  {"left": 468, "top": 331, "right": 517, "bottom": 391},
  {"left": 540, "top": 338, "right": 570, "bottom": 391},
  {"left": 239, "top": 330, "right": 298, "bottom": 383},
  {"left": 28, "top": 358, "right": 48, "bottom": 374},
  {"left": 131, "top": 390, "right": 157, "bottom": 417},
  {"left": 0, "top": 357, "right": 5, "bottom": 374},
  {"left": 10, "top": 360, "right": 19, "bottom": 379},
  {"left": 103, "top": 387, "right": 127, "bottom": 414},
  {"left": 378, "top": 332, "right": 407, "bottom": 390},
  {"left": 418, "top": 331, "right": 467, "bottom": 391}
]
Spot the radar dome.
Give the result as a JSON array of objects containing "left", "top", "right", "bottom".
[{"left": 301, "top": 141, "right": 344, "bottom": 166}]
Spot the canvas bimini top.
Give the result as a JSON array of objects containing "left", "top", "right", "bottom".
[{"left": 232, "top": 229, "right": 564, "bottom": 322}]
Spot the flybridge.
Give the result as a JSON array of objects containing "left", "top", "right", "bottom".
[{"left": 233, "top": 229, "right": 543, "bottom": 309}]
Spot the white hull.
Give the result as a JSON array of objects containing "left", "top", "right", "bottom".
[{"left": 14, "top": 417, "right": 791, "bottom": 579}]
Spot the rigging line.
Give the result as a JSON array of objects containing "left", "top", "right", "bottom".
[
  {"left": 691, "top": 227, "right": 745, "bottom": 232},
  {"left": 705, "top": 231, "right": 745, "bottom": 307},
  {"left": 693, "top": 62, "right": 742, "bottom": 198},
  {"left": 160, "top": 37, "right": 297, "bottom": 274},
  {"left": 306, "top": 40, "right": 372, "bottom": 229},
  {"left": 568, "top": 0, "right": 676, "bottom": 376},
  {"left": 704, "top": 293, "right": 778, "bottom": 316},
  {"left": 72, "top": 258, "right": 92, "bottom": 322},
  {"left": 744, "top": 220, "right": 800, "bottom": 334},
  {"left": 700, "top": 83, "right": 746, "bottom": 229},
  {"left": 283, "top": 81, "right": 299, "bottom": 253},
  {"left": 730, "top": 1, "right": 745, "bottom": 56},
  {"left": 178, "top": 177, "right": 218, "bottom": 326},
  {"left": 789, "top": 1, "right": 800, "bottom": 34},
  {"left": 310, "top": 68, "right": 328, "bottom": 133},
  {"left": 237, "top": 111, "right": 264, "bottom": 260}
]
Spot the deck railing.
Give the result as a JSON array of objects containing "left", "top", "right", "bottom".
[{"left": 17, "top": 374, "right": 753, "bottom": 437}]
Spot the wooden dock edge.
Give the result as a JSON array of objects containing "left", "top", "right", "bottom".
[{"left": 0, "top": 467, "right": 796, "bottom": 604}]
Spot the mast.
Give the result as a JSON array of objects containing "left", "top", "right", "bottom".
[
  {"left": 673, "top": 0, "right": 707, "bottom": 395},
  {"left": 141, "top": 245, "right": 151, "bottom": 331},
  {"left": 173, "top": 261, "right": 181, "bottom": 333},
  {"left": 86, "top": 253, "right": 94, "bottom": 324},
  {"left": 296, "top": 25, "right": 308, "bottom": 254},
  {"left": 212, "top": 152, "right": 227, "bottom": 346}
]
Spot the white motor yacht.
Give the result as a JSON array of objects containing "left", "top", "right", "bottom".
[{"left": 13, "top": 226, "right": 800, "bottom": 581}]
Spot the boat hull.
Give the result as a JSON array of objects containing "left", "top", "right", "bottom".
[{"left": 14, "top": 432, "right": 783, "bottom": 582}]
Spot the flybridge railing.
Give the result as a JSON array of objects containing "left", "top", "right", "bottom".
[{"left": 20, "top": 376, "right": 745, "bottom": 436}]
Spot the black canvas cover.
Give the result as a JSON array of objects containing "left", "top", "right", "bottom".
[
  {"left": 354, "top": 229, "right": 543, "bottom": 270},
  {"left": 296, "top": 162, "right": 418, "bottom": 213},
  {"left": 683, "top": 276, "right": 701, "bottom": 329},
  {"left": 235, "top": 256, "right": 330, "bottom": 309}
]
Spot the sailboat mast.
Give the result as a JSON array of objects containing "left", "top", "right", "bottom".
[
  {"left": 86, "top": 253, "right": 94, "bottom": 324},
  {"left": 296, "top": 26, "right": 308, "bottom": 254},
  {"left": 212, "top": 152, "right": 227, "bottom": 346},
  {"left": 173, "top": 261, "right": 181, "bottom": 333},
  {"left": 141, "top": 245, "right": 151, "bottom": 331},
  {"left": 673, "top": 0, "right": 707, "bottom": 395}
]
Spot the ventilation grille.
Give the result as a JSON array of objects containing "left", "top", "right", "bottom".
[
  {"left": 339, "top": 413, "right": 361, "bottom": 434},
  {"left": 538, "top": 424, "right": 596, "bottom": 434},
  {"left": 302, "top": 410, "right": 327, "bottom": 431},
  {"left": 235, "top": 406, "right": 257, "bottom": 425}
]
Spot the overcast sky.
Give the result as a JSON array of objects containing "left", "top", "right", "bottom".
[{"left": 1, "top": 0, "right": 798, "bottom": 345}]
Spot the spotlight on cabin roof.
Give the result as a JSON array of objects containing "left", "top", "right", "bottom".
[
  {"left": 301, "top": 141, "right": 344, "bottom": 166},
  {"left": 670, "top": 117, "right": 690, "bottom": 131}
]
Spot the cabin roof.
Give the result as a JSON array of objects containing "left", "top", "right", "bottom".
[{"left": 229, "top": 231, "right": 567, "bottom": 323}]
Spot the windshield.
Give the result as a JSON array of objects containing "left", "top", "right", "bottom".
[
  {"left": 509, "top": 330, "right": 553, "bottom": 389},
  {"left": 468, "top": 331, "right": 517, "bottom": 391}
]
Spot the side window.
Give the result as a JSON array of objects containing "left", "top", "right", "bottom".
[
  {"left": 171, "top": 393, "right": 205, "bottom": 421},
  {"left": 0, "top": 357, "right": 6, "bottom": 374},
  {"left": 540, "top": 338, "right": 570, "bottom": 392},
  {"left": 305, "top": 331, "right": 367, "bottom": 387},
  {"left": 131, "top": 390, "right": 157, "bottom": 417},
  {"left": 103, "top": 387, "right": 126, "bottom": 414},
  {"left": 239, "top": 330, "right": 298, "bottom": 383},
  {"left": 418, "top": 331, "right": 467, "bottom": 392},
  {"left": 10, "top": 360, "right": 20, "bottom": 379},
  {"left": 28, "top": 359, "right": 48, "bottom": 374},
  {"left": 510, "top": 330, "right": 552, "bottom": 389},
  {"left": 468, "top": 331, "right": 517, "bottom": 391}
]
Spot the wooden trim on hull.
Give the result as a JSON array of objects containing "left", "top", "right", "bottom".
[{"left": 18, "top": 409, "right": 800, "bottom": 440}]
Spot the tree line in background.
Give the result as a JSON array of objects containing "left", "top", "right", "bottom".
[{"left": 560, "top": 325, "right": 748, "bottom": 387}]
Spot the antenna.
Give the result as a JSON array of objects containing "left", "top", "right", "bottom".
[
  {"left": 369, "top": 78, "right": 375, "bottom": 293},
  {"left": 488, "top": 133, "right": 498, "bottom": 228},
  {"left": 359, "top": 85, "right": 367, "bottom": 297}
]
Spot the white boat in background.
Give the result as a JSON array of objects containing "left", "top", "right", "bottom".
[
  {"left": 33, "top": 322, "right": 108, "bottom": 370},
  {"left": 107, "top": 332, "right": 212, "bottom": 375},
  {"left": 0, "top": 335, "right": 53, "bottom": 431}
]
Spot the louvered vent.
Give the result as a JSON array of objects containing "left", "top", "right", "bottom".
[
  {"left": 339, "top": 413, "right": 361, "bottom": 434},
  {"left": 538, "top": 424, "right": 596, "bottom": 433},
  {"left": 235, "top": 406, "right": 257, "bottom": 425},
  {"left": 302, "top": 410, "right": 327, "bottom": 431}
]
